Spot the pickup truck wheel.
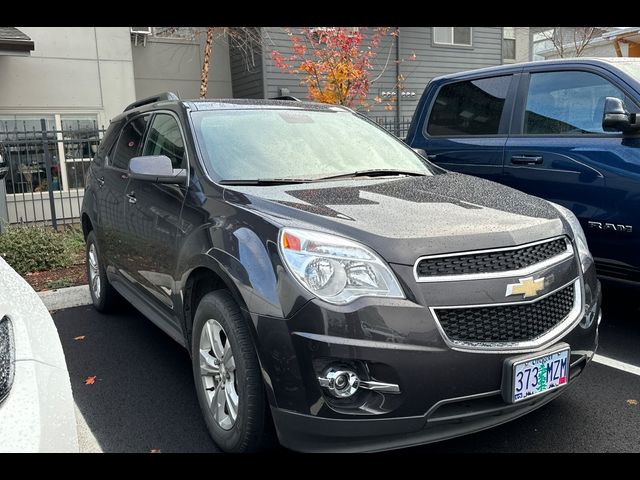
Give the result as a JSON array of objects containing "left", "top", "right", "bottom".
[
  {"left": 85, "top": 231, "right": 120, "bottom": 312},
  {"left": 192, "top": 290, "right": 273, "bottom": 452}
]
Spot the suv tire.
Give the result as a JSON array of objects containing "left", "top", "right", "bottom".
[
  {"left": 191, "top": 290, "right": 272, "bottom": 452},
  {"left": 86, "top": 230, "right": 121, "bottom": 312}
]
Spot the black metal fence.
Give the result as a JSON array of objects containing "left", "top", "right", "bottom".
[
  {"left": 0, "top": 119, "right": 105, "bottom": 229},
  {"left": 372, "top": 115, "right": 414, "bottom": 139},
  {"left": 0, "top": 115, "right": 411, "bottom": 229}
]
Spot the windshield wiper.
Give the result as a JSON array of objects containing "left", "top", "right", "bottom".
[
  {"left": 315, "top": 169, "right": 428, "bottom": 181},
  {"left": 219, "top": 178, "right": 314, "bottom": 186}
]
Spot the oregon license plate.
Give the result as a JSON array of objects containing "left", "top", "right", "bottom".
[{"left": 506, "top": 347, "right": 570, "bottom": 403}]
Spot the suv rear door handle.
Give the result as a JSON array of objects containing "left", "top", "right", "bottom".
[
  {"left": 425, "top": 154, "right": 437, "bottom": 161},
  {"left": 511, "top": 155, "right": 543, "bottom": 165},
  {"left": 126, "top": 192, "right": 137, "bottom": 204}
]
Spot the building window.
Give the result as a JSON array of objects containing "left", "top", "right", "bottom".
[
  {"left": 0, "top": 113, "right": 99, "bottom": 194},
  {"left": 433, "top": 27, "right": 472, "bottom": 46},
  {"left": 503, "top": 27, "right": 516, "bottom": 61},
  {"left": 61, "top": 116, "right": 100, "bottom": 190}
]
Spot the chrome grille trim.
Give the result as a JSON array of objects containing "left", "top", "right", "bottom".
[
  {"left": 429, "top": 278, "right": 584, "bottom": 354},
  {"left": 413, "top": 236, "right": 573, "bottom": 283}
]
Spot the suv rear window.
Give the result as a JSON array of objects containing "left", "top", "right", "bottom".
[{"left": 426, "top": 76, "right": 511, "bottom": 136}]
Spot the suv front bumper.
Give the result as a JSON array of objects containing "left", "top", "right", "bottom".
[{"left": 252, "top": 278, "right": 600, "bottom": 452}]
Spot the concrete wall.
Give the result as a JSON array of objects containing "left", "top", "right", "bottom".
[
  {"left": 132, "top": 31, "right": 232, "bottom": 100},
  {"left": 0, "top": 27, "right": 136, "bottom": 127}
]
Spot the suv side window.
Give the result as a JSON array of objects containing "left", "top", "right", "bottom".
[
  {"left": 142, "top": 113, "right": 186, "bottom": 169},
  {"left": 93, "top": 120, "right": 122, "bottom": 167},
  {"left": 524, "top": 70, "right": 640, "bottom": 135},
  {"left": 426, "top": 75, "right": 511, "bottom": 136},
  {"left": 110, "top": 115, "right": 149, "bottom": 170}
]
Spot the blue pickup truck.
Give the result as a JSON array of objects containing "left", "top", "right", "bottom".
[{"left": 406, "top": 58, "right": 640, "bottom": 286}]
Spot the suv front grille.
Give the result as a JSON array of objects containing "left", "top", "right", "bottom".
[
  {"left": 434, "top": 284, "right": 575, "bottom": 344},
  {"left": 416, "top": 238, "right": 568, "bottom": 278},
  {"left": 0, "top": 316, "right": 15, "bottom": 403}
]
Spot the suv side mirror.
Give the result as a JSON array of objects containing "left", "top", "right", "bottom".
[
  {"left": 129, "top": 155, "right": 187, "bottom": 185},
  {"left": 602, "top": 97, "right": 640, "bottom": 133}
]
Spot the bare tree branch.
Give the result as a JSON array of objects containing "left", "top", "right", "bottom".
[
  {"left": 158, "top": 27, "right": 264, "bottom": 98},
  {"left": 540, "top": 27, "right": 603, "bottom": 58}
]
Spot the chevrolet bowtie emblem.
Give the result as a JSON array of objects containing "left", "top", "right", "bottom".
[{"left": 506, "top": 276, "right": 545, "bottom": 299}]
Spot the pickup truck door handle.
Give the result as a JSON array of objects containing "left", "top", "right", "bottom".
[
  {"left": 511, "top": 155, "right": 543, "bottom": 165},
  {"left": 126, "top": 192, "right": 137, "bottom": 204}
]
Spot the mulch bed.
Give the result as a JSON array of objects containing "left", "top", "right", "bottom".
[{"left": 24, "top": 261, "right": 87, "bottom": 292}]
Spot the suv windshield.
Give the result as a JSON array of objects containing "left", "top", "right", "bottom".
[{"left": 190, "top": 109, "right": 437, "bottom": 182}]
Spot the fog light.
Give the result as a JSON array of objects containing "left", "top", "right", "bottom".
[
  {"left": 318, "top": 366, "right": 401, "bottom": 398},
  {"left": 318, "top": 368, "right": 360, "bottom": 398}
]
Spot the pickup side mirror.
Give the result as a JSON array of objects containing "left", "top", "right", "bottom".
[
  {"left": 602, "top": 97, "right": 640, "bottom": 133},
  {"left": 128, "top": 155, "right": 187, "bottom": 185}
]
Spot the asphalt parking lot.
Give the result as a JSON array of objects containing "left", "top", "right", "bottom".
[{"left": 52, "top": 286, "right": 640, "bottom": 453}]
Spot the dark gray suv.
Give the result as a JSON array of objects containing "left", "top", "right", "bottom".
[{"left": 80, "top": 92, "right": 601, "bottom": 452}]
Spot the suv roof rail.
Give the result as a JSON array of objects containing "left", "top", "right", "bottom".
[
  {"left": 269, "top": 95, "right": 302, "bottom": 102},
  {"left": 124, "top": 92, "right": 180, "bottom": 112}
]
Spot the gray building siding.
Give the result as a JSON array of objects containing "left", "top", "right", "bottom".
[
  {"left": 132, "top": 34, "right": 232, "bottom": 100},
  {"left": 248, "top": 27, "right": 504, "bottom": 119},
  {"left": 397, "top": 27, "right": 504, "bottom": 118},
  {"left": 229, "top": 29, "right": 264, "bottom": 99}
]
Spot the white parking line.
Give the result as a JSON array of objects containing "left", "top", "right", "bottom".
[{"left": 593, "top": 354, "right": 640, "bottom": 377}]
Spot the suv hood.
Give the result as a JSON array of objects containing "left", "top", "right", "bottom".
[{"left": 223, "top": 172, "right": 567, "bottom": 265}]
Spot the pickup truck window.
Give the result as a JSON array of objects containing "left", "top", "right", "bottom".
[
  {"left": 426, "top": 76, "right": 511, "bottom": 136},
  {"left": 524, "top": 71, "right": 639, "bottom": 135}
]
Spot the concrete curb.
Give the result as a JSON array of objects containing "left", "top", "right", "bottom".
[{"left": 38, "top": 284, "right": 92, "bottom": 312}]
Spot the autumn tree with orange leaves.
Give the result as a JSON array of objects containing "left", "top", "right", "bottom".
[{"left": 272, "top": 27, "right": 403, "bottom": 110}]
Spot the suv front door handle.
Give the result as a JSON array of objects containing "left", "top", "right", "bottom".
[
  {"left": 511, "top": 155, "right": 543, "bottom": 165},
  {"left": 126, "top": 192, "right": 137, "bottom": 204}
]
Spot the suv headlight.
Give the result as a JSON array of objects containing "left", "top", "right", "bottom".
[
  {"left": 278, "top": 228, "right": 405, "bottom": 305},
  {"left": 551, "top": 203, "right": 594, "bottom": 272}
]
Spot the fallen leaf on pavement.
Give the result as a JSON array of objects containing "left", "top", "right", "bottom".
[
  {"left": 150, "top": 449, "right": 161, "bottom": 453},
  {"left": 627, "top": 399, "right": 638, "bottom": 405},
  {"left": 84, "top": 376, "right": 96, "bottom": 385},
  {"left": 74, "top": 336, "right": 86, "bottom": 341}
]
